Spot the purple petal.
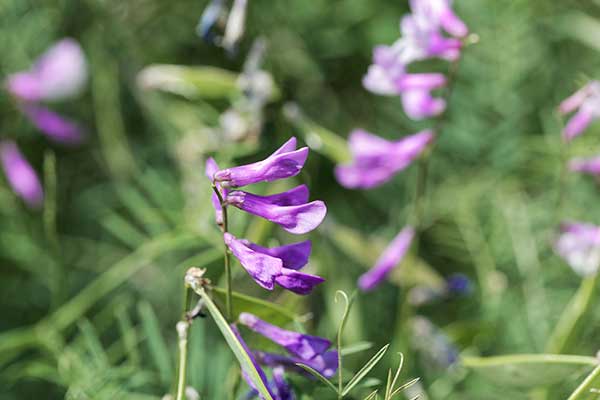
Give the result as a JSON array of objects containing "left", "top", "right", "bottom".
[
  {"left": 23, "top": 104, "right": 84, "bottom": 144},
  {"left": 358, "top": 226, "right": 415, "bottom": 291},
  {"left": 227, "top": 191, "right": 327, "bottom": 234},
  {"left": 559, "top": 83, "right": 595, "bottom": 115},
  {"left": 6, "top": 72, "right": 42, "bottom": 102},
  {"left": 563, "top": 108, "right": 594, "bottom": 142},
  {"left": 272, "top": 366, "right": 295, "bottom": 400},
  {"left": 224, "top": 233, "right": 282, "bottom": 290},
  {"left": 206, "top": 157, "right": 226, "bottom": 225},
  {"left": 0, "top": 140, "right": 43, "bottom": 208},
  {"left": 427, "top": 34, "right": 462, "bottom": 61},
  {"left": 214, "top": 138, "right": 308, "bottom": 188},
  {"left": 231, "top": 325, "right": 277, "bottom": 399},
  {"left": 239, "top": 312, "right": 331, "bottom": 359},
  {"left": 274, "top": 268, "right": 325, "bottom": 295},
  {"left": 554, "top": 222, "right": 600, "bottom": 276},
  {"left": 257, "top": 185, "right": 310, "bottom": 206},
  {"left": 397, "top": 73, "right": 446, "bottom": 91},
  {"left": 569, "top": 156, "right": 600, "bottom": 176},
  {"left": 401, "top": 89, "right": 446, "bottom": 120},
  {"left": 439, "top": 5, "right": 469, "bottom": 37},
  {"left": 247, "top": 240, "right": 312, "bottom": 270},
  {"left": 255, "top": 350, "right": 338, "bottom": 379}
]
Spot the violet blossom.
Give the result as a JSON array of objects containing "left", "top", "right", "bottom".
[
  {"left": 22, "top": 104, "right": 84, "bottom": 144},
  {"left": 255, "top": 350, "right": 338, "bottom": 379},
  {"left": 358, "top": 226, "right": 415, "bottom": 291},
  {"left": 224, "top": 233, "right": 324, "bottom": 294},
  {"left": 559, "top": 81, "right": 600, "bottom": 142},
  {"left": 335, "top": 129, "right": 434, "bottom": 189},
  {"left": 569, "top": 155, "right": 600, "bottom": 177},
  {"left": 554, "top": 222, "right": 600, "bottom": 276},
  {"left": 0, "top": 140, "right": 43, "bottom": 208}
]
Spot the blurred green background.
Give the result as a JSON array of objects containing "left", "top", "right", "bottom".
[{"left": 3, "top": 0, "right": 600, "bottom": 399}]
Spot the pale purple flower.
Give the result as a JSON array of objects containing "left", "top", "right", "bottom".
[
  {"left": 7, "top": 38, "right": 87, "bottom": 102},
  {"left": 554, "top": 222, "right": 600, "bottom": 276},
  {"left": 335, "top": 129, "right": 434, "bottom": 189},
  {"left": 0, "top": 140, "right": 43, "bottom": 208},
  {"left": 226, "top": 188, "right": 327, "bottom": 235},
  {"left": 255, "top": 350, "right": 338, "bottom": 379},
  {"left": 206, "top": 157, "right": 227, "bottom": 225},
  {"left": 239, "top": 313, "right": 331, "bottom": 360},
  {"left": 224, "top": 233, "right": 324, "bottom": 294},
  {"left": 358, "top": 226, "right": 415, "bottom": 291},
  {"left": 559, "top": 81, "right": 600, "bottom": 142},
  {"left": 569, "top": 155, "right": 600, "bottom": 177},
  {"left": 22, "top": 104, "right": 84, "bottom": 144},
  {"left": 409, "top": 0, "right": 468, "bottom": 39},
  {"left": 214, "top": 137, "right": 308, "bottom": 188}
]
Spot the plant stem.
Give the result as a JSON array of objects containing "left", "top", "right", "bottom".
[
  {"left": 212, "top": 184, "right": 233, "bottom": 321},
  {"left": 567, "top": 363, "right": 600, "bottom": 400},
  {"left": 175, "top": 286, "right": 192, "bottom": 400}
]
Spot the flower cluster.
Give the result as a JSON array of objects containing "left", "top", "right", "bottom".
[
  {"left": 206, "top": 137, "right": 327, "bottom": 294},
  {"left": 1, "top": 38, "right": 87, "bottom": 207},
  {"left": 234, "top": 312, "right": 338, "bottom": 399},
  {"left": 558, "top": 81, "right": 600, "bottom": 142}
]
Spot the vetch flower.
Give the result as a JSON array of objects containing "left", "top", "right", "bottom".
[
  {"left": 358, "top": 226, "right": 415, "bottom": 291},
  {"left": 0, "top": 140, "right": 43, "bottom": 208},
  {"left": 22, "top": 104, "right": 84, "bottom": 144},
  {"left": 226, "top": 188, "right": 326, "bottom": 234},
  {"left": 224, "top": 233, "right": 324, "bottom": 294},
  {"left": 7, "top": 38, "right": 87, "bottom": 102},
  {"left": 214, "top": 137, "right": 308, "bottom": 188},
  {"left": 246, "top": 240, "right": 311, "bottom": 271},
  {"left": 559, "top": 81, "right": 600, "bottom": 142},
  {"left": 255, "top": 350, "right": 338, "bottom": 379},
  {"left": 206, "top": 157, "right": 227, "bottom": 225},
  {"left": 335, "top": 129, "right": 434, "bottom": 189},
  {"left": 239, "top": 312, "right": 331, "bottom": 360},
  {"left": 554, "top": 222, "right": 600, "bottom": 276},
  {"left": 271, "top": 366, "right": 294, "bottom": 400},
  {"left": 409, "top": 0, "right": 469, "bottom": 39},
  {"left": 569, "top": 155, "right": 600, "bottom": 177}
]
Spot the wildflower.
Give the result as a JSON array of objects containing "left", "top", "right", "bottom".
[
  {"left": 335, "top": 130, "right": 434, "bottom": 189},
  {"left": 569, "top": 155, "right": 600, "bottom": 177},
  {"left": 239, "top": 313, "right": 331, "bottom": 360},
  {"left": 0, "top": 140, "right": 43, "bottom": 208},
  {"left": 224, "top": 233, "right": 324, "bottom": 294},
  {"left": 255, "top": 350, "right": 338, "bottom": 379},
  {"left": 559, "top": 81, "right": 600, "bottom": 142},
  {"left": 554, "top": 222, "right": 600, "bottom": 276},
  {"left": 22, "top": 104, "right": 83, "bottom": 144},
  {"left": 358, "top": 226, "right": 415, "bottom": 291},
  {"left": 271, "top": 366, "right": 294, "bottom": 400}
]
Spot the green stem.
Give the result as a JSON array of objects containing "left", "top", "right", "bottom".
[
  {"left": 568, "top": 363, "right": 600, "bottom": 400},
  {"left": 212, "top": 184, "right": 233, "bottom": 321},
  {"left": 175, "top": 286, "right": 193, "bottom": 400}
]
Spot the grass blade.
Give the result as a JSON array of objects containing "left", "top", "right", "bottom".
[
  {"left": 342, "top": 344, "right": 390, "bottom": 396},
  {"left": 295, "top": 363, "right": 338, "bottom": 394}
]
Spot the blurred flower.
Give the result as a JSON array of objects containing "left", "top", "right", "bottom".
[
  {"left": 559, "top": 81, "right": 600, "bottom": 142},
  {"left": 7, "top": 38, "right": 87, "bottom": 102},
  {"left": 214, "top": 138, "right": 308, "bottom": 188},
  {"left": 569, "top": 155, "right": 600, "bottom": 177},
  {"left": 0, "top": 140, "right": 43, "bottom": 208},
  {"left": 271, "top": 366, "right": 294, "bottom": 400},
  {"left": 554, "top": 222, "right": 600, "bottom": 276},
  {"left": 358, "top": 226, "right": 415, "bottom": 291},
  {"left": 409, "top": 273, "right": 472, "bottom": 306},
  {"left": 255, "top": 350, "right": 338, "bottom": 379},
  {"left": 22, "top": 104, "right": 84, "bottom": 144},
  {"left": 239, "top": 312, "right": 331, "bottom": 360},
  {"left": 412, "top": 316, "right": 459, "bottom": 369},
  {"left": 446, "top": 273, "right": 472, "bottom": 295},
  {"left": 224, "top": 233, "right": 324, "bottom": 294},
  {"left": 335, "top": 129, "right": 434, "bottom": 189}
]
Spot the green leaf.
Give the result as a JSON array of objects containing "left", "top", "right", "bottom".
[
  {"left": 567, "top": 364, "right": 600, "bottom": 400},
  {"left": 295, "top": 363, "right": 338, "bottom": 394},
  {"left": 462, "top": 354, "right": 598, "bottom": 388},
  {"left": 137, "top": 301, "right": 172, "bottom": 386},
  {"left": 342, "top": 344, "right": 390, "bottom": 396},
  {"left": 363, "top": 390, "right": 379, "bottom": 400},
  {"left": 197, "top": 287, "right": 274, "bottom": 400}
]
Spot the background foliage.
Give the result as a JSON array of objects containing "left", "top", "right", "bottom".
[{"left": 3, "top": 0, "right": 600, "bottom": 399}]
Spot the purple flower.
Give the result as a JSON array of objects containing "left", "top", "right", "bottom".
[
  {"left": 445, "top": 273, "right": 472, "bottom": 295},
  {"left": 554, "top": 222, "right": 600, "bottom": 276},
  {"left": 22, "top": 104, "right": 84, "bottom": 144},
  {"left": 206, "top": 157, "right": 227, "bottom": 225},
  {"left": 0, "top": 140, "right": 43, "bottom": 208},
  {"left": 358, "top": 226, "right": 415, "bottom": 291},
  {"left": 559, "top": 81, "right": 600, "bottom": 142},
  {"left": 335, "top": 130, "right": 434, "bottom": 189},
  {"left": 255, "top": 350, "right": 338, "bottom": 379},
  {"left": 7, "top": 38, "right": 87, "bottom": 102},
  {"left": 569, "top": 155, "right": 600, "bottom": 177},
  {"left": 226, "top": 188, "right": 327, "bottom": 235},
  {"left": 239, "top": 313, "right": 331, "bottom": 360},
  {"left": 272, "top": 366, "right": 295, "bottom": 400},
  {"left": 409, "top": 0, "right": 469, "bottom": 39},
  {"left": 246, "top": 240, "right": 311, "bottom": 270},
  {"left": 231, "top": 324, "right": 278, "bottom": 400},
  {"left": 224, "top": 233, "right": 324, "bottom": 294},
  {"left": 214, "top": 137, "right": 308, "bottom": 188}
]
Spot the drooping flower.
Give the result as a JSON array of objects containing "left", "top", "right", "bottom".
[
  {"left": 239, "top": 313, "right": 331, "bottom": 360},
  {"left": 0, "top": 140, "right": 43, "bottom": 208},
  {"left": 358, "top": 226, "right": 415, "bottom": 291},
  {"left": 206, "top": 157, "right": 227, "bottom": 225},
  {"left": 559, "top": 81, "right": 600, "bottom": 142},
  {"left": 22, "top": 104, "right": 84, "bottom": 144},
  {"left": 255, "top": 350, "right": 338, "bottom": 379},
  {"left": 214, "top": 138, "right": 308, "bottom": 188},
  {"left": 569, "top": 155, "right": 600, "bottom": 177},
  {"left": 335, "top": 130, "right": 434, "bottom": 189},
  {"left": 226, "top": 188, "right": 327, "bottom": 235},
  {"left": 224, "top": 233, "right": 324, "bottom": 294},
  {"left": 554, "top": 222, "right": 600, "bottom": 276},
  {"left": 7, "top": 38, "right": 87, "bottom": 102}
]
